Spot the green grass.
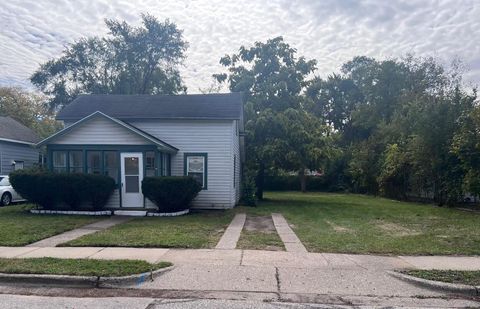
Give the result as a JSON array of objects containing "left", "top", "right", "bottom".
[
  {"left": 237, "top": 192, "right": 480, "bottom": 255},
  {"left": 0, "top": 205, "right": 99, "bottom": 246},
  {"left": 403, "top": 270, "right": 480, "bottom": 286},
  {"left": 0, "top": 257, "right": 171, "bottom": 277},
  {"left": 237, "top": 230, "right": 284, "bottom": 251},
  {"left": 64, "top": 211, "right": 234, "bottom": 248}
]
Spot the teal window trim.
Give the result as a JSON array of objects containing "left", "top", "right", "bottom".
[{"left": 184, "top": 152, "right": 208, "bottom": 190}]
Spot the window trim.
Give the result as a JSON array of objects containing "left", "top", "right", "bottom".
[{"left": 184, "top": 153, "right": 208, "bottom": 190}]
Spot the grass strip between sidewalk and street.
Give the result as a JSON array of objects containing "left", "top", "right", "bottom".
[
  {"left": 0, "top": 258, "right": 172, "bottom": 277},
  {"left": 402, "top": 270, "right": 480, "bottom": 286}
]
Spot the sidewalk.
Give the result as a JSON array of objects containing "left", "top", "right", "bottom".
[
  {"left": 0, "top": 246, "right": 479, "bottom": 306},
  {"left": 1, "top": 246, "right": 480, "bottom": 271}
]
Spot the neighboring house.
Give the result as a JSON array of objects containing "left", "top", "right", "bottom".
[
  {"left": 0, "top": 116, "right": 41, "bottom": 174},
  {"left": 37, "top": 93, "right": 244, "bottom": 210}
]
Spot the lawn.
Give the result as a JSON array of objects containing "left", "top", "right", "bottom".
[
  {"left": 0, "top": 258, "right": 171, "bottom": 277},
  {"left": 238, "top": 192, "right": 480, "bottom": 255},
  {"left": 403, "top": 270, "right": 480, "bottom": 286},
  {"left": 0, "top": 205, "right": 99, "bottom": 246},
  {"left": 64, "top": 210, "right": 234, "bottom": 248}
]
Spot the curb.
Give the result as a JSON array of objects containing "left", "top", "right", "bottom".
[
  {"left": 98, "top": 265, "right": 174, "bottom": 288},
  {"left": 387, "top": 270, "right": 479, "bottom": 296},
  {"left": 0, "top": 266, "right": 174, "bottom": 288}
]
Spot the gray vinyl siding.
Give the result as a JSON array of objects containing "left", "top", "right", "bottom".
[
  {"left": 232, "top": 121, "right": 241, "bottom": 204},
  {"left": 54, "top": 117, "right": 149, "bottom": 145},
  {"left": 130, "top": 119, "right": 235, "bottom": 209},
  {"left": 0, "top": 141, "right": 39, "bottom": 175}
]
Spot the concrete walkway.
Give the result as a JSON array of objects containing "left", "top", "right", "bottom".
[
  {"left": 271, "top": 213, "right": 307, "bottom": 252},
  {"left": 3, "top": 246, "right": 480, "bottom": 270},
  {"left": 215, "top": 213, "right": 246, "bottom": 249},
  {"left": 26, "top": 216, "right": 132, "bottom": 247},
  {"left": 1, "top": 247, "right": 480, "bottom": 307}
]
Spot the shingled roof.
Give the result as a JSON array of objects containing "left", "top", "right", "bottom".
[
  {"left": 0, "top": 116, "right": 40, "bottom": 144},
  {"left": 57, "top": 93, "right": 244, "bottom": 122}
]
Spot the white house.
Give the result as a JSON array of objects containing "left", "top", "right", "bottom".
[{"left": 37, "top": 93, "right": 244, "bottom": 210}]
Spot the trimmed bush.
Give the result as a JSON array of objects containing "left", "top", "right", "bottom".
[
  {"left": 85, "top": 174, "right": 116, "bottom": 210},
  {"left": 9, "top": 169, "right": 60, "bottom": 210},
  {"left": 142, "top": 176, "right": 202, "bottom": 213},
  {"left": 9, "top": 169, "right": 116, "bottom": 210}
]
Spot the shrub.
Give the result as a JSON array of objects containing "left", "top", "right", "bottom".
[
  {"left": 58, "top": 173, "right": 89, "bottom": 210},
  {"left": 263, "top": 175, "right": 330, "bottom": 191},
  {"left": 85, "top": 174, "right": 116, "bottom": 210},
  {"left": 9, "top": 169, "right": 115, "bottom": 211},
  {"left": 10, "top": 169, "right": 60, "bottom": 210},
  {"left": 142, "top": 176, "right": 202, "bottom": 213}
]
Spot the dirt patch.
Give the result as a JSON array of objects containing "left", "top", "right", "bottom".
[
  {"left": 325, "top": 220, "right": 352, "bottom": 233},
  {"left": 244, "top": 216, "right": 276, "bottom": 233},
  {"left": 377, "top": 222, "right": 420, "bottom": 237}
]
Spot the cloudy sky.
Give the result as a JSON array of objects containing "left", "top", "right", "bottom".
[{"left": 1, "top": 0, "right": 479, "bottom": 92}]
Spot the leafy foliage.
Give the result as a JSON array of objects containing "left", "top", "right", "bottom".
[
  {"left": 215, "top": 37, "right": 332, "bottom": 196},
  {"left": 0, "top": 87, "right": 61, "bottom": 138},
  {"left": 142, "top": 176, "right": 202, "bottom": 212},
  {"left": 31, "top": 14, "right": 188, "bottom": 110},
  {"left": 9, "top": 169, "right": 115, "bottom": 210}
]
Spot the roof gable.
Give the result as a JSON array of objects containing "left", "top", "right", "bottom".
[
  {"left": 37, "top": 112, "right": 178, "bottom": 153},
  {"left": 0, "top": 116, "right": 40, "bottom": 144},
  {"left": 57, "top": 93, "right": 244, "bottom": 122}
]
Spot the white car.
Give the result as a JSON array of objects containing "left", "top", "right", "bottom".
[{"left": 0, "top": 176, "right": 25, "bottom": 206}]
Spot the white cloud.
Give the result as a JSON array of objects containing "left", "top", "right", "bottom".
[{"left": 1, "top": 0, "right": 479, "bottom": 92}]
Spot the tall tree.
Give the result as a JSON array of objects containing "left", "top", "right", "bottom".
[
  {"left": 0, "top": 87, "right": 60, "bottom": 138},
  {"left": 31, "top": 14, "right": 188, "bottom": 110},
  {"left": 214, "top": 37, "right": 317, "bottom": 198}
]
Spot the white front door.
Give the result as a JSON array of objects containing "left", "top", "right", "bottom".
[{"left": 120, "top": 152, "right": 144, "bottom": 208}]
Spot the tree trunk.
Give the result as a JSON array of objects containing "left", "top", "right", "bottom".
[
  {"left": 255, "top": 162, "right": 265, "bottom": 200},
  {"left": 299, "top": 169, "right": 307, "bottom": 193}
]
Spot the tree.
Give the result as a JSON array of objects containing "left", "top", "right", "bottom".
[
  {"left": 272, "top": 108, "right": 336, "bottom": 192},
  {"left": 0, "top": 87, "right": 60, "bottom": 138},
  {"left": 452, "top": 102, "right": 480, "bottom": 198},
  {"left": 31, "top": 14, "right": 188, "bottom": 110},
  {"left": 214, "top": 37, "right": 317, "bottom": 198}
]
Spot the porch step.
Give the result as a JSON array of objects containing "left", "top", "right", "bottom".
[{"left": 113, "top": 210, "right": 147, "bottom": 217}]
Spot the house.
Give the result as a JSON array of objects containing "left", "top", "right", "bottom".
[
  {"left": 37, "top": 93, "right": 244, "bottom": 211},
  {"left": 0, "top": 116, "right": 41, "bottom": 174}
]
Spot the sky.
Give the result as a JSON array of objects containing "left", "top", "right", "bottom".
[{"left": 1, "top": 0, "right": 480, "bottom": 93}]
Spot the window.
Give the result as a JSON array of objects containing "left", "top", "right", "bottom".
[
  {"left": 14, "top": 161, "right": 24, "bottom": 171},
  {"left": 104, "top": 151, "right": 118, "bottom": 183},
  {"left": 87, "top": 151, "right": 102, "bottom": 174},
  {"left": 52, "top": 151, "right": 67, "bottom": 173},
  {"left": 69, "top": 151, "right": 83, "bottom": 173},
  {"left": 184, "top": 153, "right": 207, "bottom": 189},
  {"left": 145, "top": 151, "right": 156, "bottom": 177}
]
